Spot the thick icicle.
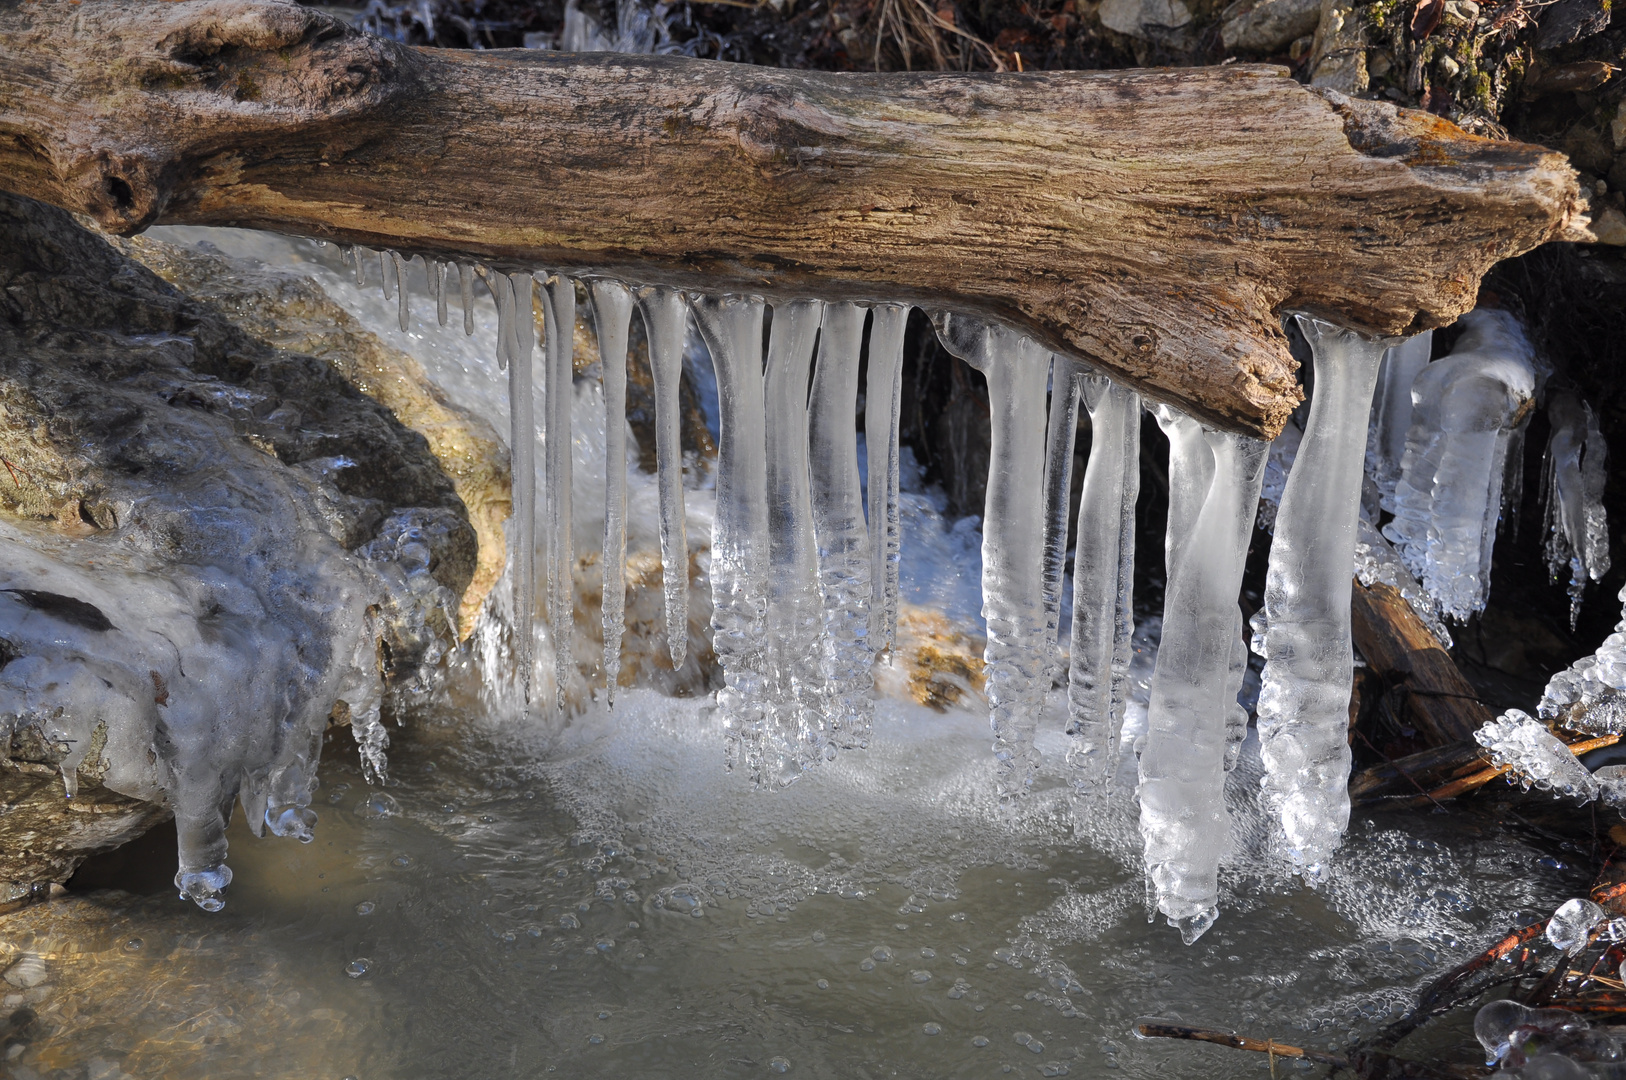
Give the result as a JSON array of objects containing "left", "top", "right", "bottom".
[
  {"left": 1368, "top": 331, "right": 1433, "bottom": 497},
  {"left": 973, "top": 325, "right": 1053, "bottom": 805},
  {"left": 352, "top": 245, "right": 368, "bottom": 287},
  {"left": 1382, "top": 310, "right": 1537, "bottom": 621},
  {"left": 497, "top": 272, "right": 538, "bottom": 705},
  {"left": 1041, "top": 358, "right": 1084, "bottom": 683},
  {"left": 693, "top": 295, "right": 775, "bottom": 784},
  {"left": 435, "top": 260, "right": 450, "bottom": 328},
  {"left": 763, "top": 299, "right": 829, "bottom": 769},
  {"left": 392, "top": 251, "right": 411, "bottom": 331},
  {"left": 539, "top": 275, "right": 574, "bottom": 712},
  {"left": 1255, "top": 316, "right": 1390, "bottom": 881},
  {"left": 1065, "top": 370, "right": 1142, "bottom": 801},
  {"left": 590, "top": 280, "right": 633, "bottom": 705},
  {"left": 808, "top": 302, "right": 875, "bottom": 751},
  {"left": 380, "top": 250, "right": 393, "bottom": 302},
  {"left": 636, "top": 285, "right": 692, "bottom": 668},
  {"left": 1140, "top": 409, "right": 1267, "bottom": 942},
  {"left": 865, "top": 304, "right": 909, "bottom": 655},
  {"left": 1543, "top": 392, "right": 1610, "bottom": 629}
]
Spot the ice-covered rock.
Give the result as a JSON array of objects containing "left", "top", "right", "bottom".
[{"left": 0, "top": 193, "right": 474, "bottom": 910}]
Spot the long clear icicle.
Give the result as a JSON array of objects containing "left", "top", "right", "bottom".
[
  {"left": 392, "top": 252, "right": 411, "bottom": 331},
  {"left": 435, "top": 261, "right": 450, "bottom": 328},
  {"left": 460, "top": 263, "right": 475, "bottom": 336},
  {"left": 1368, "top": 331, "right": 1432, "bottom": 497},
  {"left": 1042, "top": 358, "right": 1084, "bottom": 685},
  {"left": 1255, "top": 316, "right": 1390, "bottom": 881},
  {"left": 590, "top": 281, "right": 633, "bottom": 704},
  {"left": 496, "top": 271, "right": 537, "bottom": 706},
  {"left": 865, "top": 304, "right": 909, "bottom": 656},
  {"left": 1140, "top": 408, "right": 1267, "bottom": 943},
  {"left": 1543, "top": 392, "right": 1610, "bottom": 630},
  {"left": 636, "top": 286, "right": 692, "bottom": 668},
  {"left": 1066, "top": 371, "right": 1141, "bottom": 802},
  {"left": 693, "top": 295, "right": 774, "bottom": 784},
  {"left": 539, "top": 275, "right": 574, "bottom": 712},
  {"left": 808, "top": 302, "right": 874, "bottom": 750},
  {"left": 977, "top": 326, "right": 1053, "bottom": 806},
  {"left": 764, "top": 299, "right": 829, "bottom": 771}
]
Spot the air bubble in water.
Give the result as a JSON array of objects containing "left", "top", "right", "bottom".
[
  {"left": 357, "top": 792, "right": 401, "bottom": 820},
  {"left": 355, "top": 901, "right": 376, "bottom": 915},
  {"left": 345, "top": 957, "right": 373, "bottom": 979},
  {"left": 769, "top": 1057, "right": 791, "bottom": 1073},
  {"left": 923, "top": 1023, "right": 942, "bottom": 1036}
]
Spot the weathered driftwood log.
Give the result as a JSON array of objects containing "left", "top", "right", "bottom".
[{"left": 0, "top": 1, "right": 1593, "bottom": 437}]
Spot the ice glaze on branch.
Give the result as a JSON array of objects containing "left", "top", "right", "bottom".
[{"left": 0, "top": 0, "right": 1591, "bottom": 437}]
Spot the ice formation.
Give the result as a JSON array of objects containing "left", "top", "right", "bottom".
[
  {"left": 1256, "top": 316, "right": 1392, "bottom": 881},
  {"left": 1382, "top": 309, "right": 1538, "bottom": 622},
  {"left": 1537, "top": 585, "right": 1626, "bottom": 734},
  {"left": 1057, "top": 367, "right": 1141, "bottom": 801},
  {"left": 636, "top": 286, "right": 693, "bottom": 668},
  {"left": 1475, "top": 711, "right": 1599, "bottom": 800},
  {"left": 1367, "top": 331, "right": 1433, "bottom": 499},
  {"left": 866, "top": 305, "right": 910, "bottom": 656},
  {"left": 540, "top": 275, "right": 577, "bottom": 712},
  {"left": 589, "top": 281, "right": 634, "bottom": 704},
  {"left": 1542, "top": 392, "right": 1610, "bottom": 629}
]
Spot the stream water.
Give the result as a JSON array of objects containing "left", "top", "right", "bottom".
[{"left": 0, "top": 229, "right": 1593, "bottom": 1080}]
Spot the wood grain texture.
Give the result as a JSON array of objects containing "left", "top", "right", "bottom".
[
  {"left": 0, "top": 0, "right": 1591, "bottom": 436},
  {"left": 1351, "top": 580, "right": 1494, "bottom": 746}
]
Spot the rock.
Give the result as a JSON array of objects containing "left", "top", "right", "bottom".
[
  {"left": 114, "top": 236, "right": 510, "bottom": 635},
  {"left": 0, "top": 191, "right": 477, "bottom": 903},
  {"left": 1307, "top": 0, "right": 1369, "bottom": 93},
  {"left": 1098, "top": 0, "right": 1192, "bottom": 38},
  {"left": 1588, "top": 205, "right": 1626, "bottom": 245},
  {"left": 1536, "top": 0, "right": 1610, "bottom": 49},
  {"left": 1219, "top": 0, "right": 1321, "bottom": 53},
  {"left": 2, "top": 954, "right": 47, "bottom": 989}
]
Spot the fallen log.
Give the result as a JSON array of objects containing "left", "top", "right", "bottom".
[{"left": 0, "top": 0, "right": 1592, "bottom": 437}]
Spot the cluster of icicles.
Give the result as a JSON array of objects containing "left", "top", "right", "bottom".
[{"left": 344, "top": 245, "right": 1603, "bottom": 943}]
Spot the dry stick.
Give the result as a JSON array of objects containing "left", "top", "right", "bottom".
[
  {"left": 1136, "top": 1021, "right": 1352, "bottom": 1070},
  {"left": 1384, "top": 732, "right": 1623, "bottom": 810}
]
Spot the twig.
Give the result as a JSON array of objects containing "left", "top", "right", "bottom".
[
  {"left": 1135, "top": 1021, "right": 1351, "bottom": 1069},
  {"left": 1394, "top": 732, "right": 1621, "bottom": 809}
]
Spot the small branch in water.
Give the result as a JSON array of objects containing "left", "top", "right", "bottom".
[{"left": 1135, "top": 1020, "right": 1351, "bottom": 1069}]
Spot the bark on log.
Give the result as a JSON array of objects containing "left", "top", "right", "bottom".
[
  {"left": 0, "top": 0, "right": 1592, "bottom": 437},
  {"left": 1351, "top": 580, "right": 1493, "bottom": 746}
]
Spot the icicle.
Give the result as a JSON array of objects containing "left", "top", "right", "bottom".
[
  {"left": 1140, "top": 409, "right": 1267, "bottom": 943},
  {"left": 392, "top": 251, "right": 411, "bottom": 332},
  {"left": 959, "top": 321, "right": 1052, "bottom": 805},
  {"left": 354, "top": 246, "right": 369, "bottom": 287},
  {"left": 497, "top": 272, "right": 537, "bottom": 706},
  {"left": 434, "top": 260, "right": 450, "bottom": 328},
  {"left": 636, "top": 285, "right": 692, "bottom": 668},
  {"left": 1065, "top": 371, "right": 1141, "bottom": 802},
  {"left": 1382, "top": 309, "right": 1536, "bottom": 621},
  {"left": 1042, "top": 358, "right": 1084, "bottom": 684},
  {"left": 1368, "top": 331, "right": 1432, "bottom": 497},
  {"left": 460, "top": 263, "right": 475, "bottom": 336},
  {"left": 589, "top": 280, "right": 633, "bottom": 705},
  {"left": 764, "top": 299, "right": 829, "bottom": 769},
  {"left": 1543, "top": 392, "right": 1610, "bottom": 630},
  {"left": 809, "top": 302, "right": 875, "bottom": 750},
  {"left": 693, "top": 295, "right": 774, "bottom": 784},
  {"left": 539, "top": 275, "right": 572, "bottom": 712},
  {"left": 174, "top": 789, "right": 234, "bottom": 912},
  {"left": 865, "top": 304, "right": 909, "bottom": 656},
  {"left": 1255, "top": 316, "right": 1391, "bottom": 882},
  {"left": 380, "top": 250, "right": 393, "bottom": 302}
]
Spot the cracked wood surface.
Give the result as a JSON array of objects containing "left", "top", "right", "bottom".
[{"left": 0, "top": 0, "right": 1592, "bottom": 437}]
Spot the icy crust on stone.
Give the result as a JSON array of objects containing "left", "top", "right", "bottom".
[
  {"left": 0, "top": 203, "right": 478, "bottom": 912},
  {"left": 1474, "top": 712, "right": 1599, "bottom": 801},
  {"left": 1537, "top": 586, "right": 1626, "bottom": 735},
  {"left": 1382, "top": 309, "right": 1538, "bottom": 623}
]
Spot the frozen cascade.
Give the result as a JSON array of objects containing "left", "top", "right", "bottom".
[
  {"left": 865, "top": 304, "right": 909, "bottom": 655},
  {"left": 1256, "top": 315, "right": 1391, "bottom": 881},
  {"left": 1042, "top": 358, "right": 1085, "bottom": 685},
  {"left": 1382, "top": 309, "right": 1537, "bottom": 622},
  {"left": 541, "top": 275, "right": 576, "bottom": 712},
  {"left": 763, "top": 299, "right": 830, "bottom": 770},
  {"left": 496, "top": 271, "right": 539, "bottom": 705},
  {"left": 692, "top": 295, "right": 775, "bottom": 784},
  {"left": 1542, "top": 392, "right": 1610, "bottom": 629},
  {"left": 966, "top": 324, "right": 1053, "bottom": 805},
  {"left": 589, "top": 280, "right": 634, "bottom": 704},
  {"left": 1140, "top": 408, "right": 1267, "bottom": 941},
  {"left": 1367, "top": 331, "right": 1433, "bottom": 498},
  {"left": 636, "top": 286, "right": 693, "bottom": 668},
  {"left": 1064, "top": 372, "right": 1141, "bottom": 800},
  {"left": 808, "top": 301, "right": 875, "bottom": 750}
]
